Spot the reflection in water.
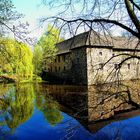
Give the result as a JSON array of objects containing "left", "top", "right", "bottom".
[
  {"left": 42, "top": 100, "right": 63, "bottom": 126},
  {"left": 0, "top": 83, "right": 91, "bottom": 140},
  {"left": 0, "top": 84, "right": 64, "bottom": 129},
  {"left": 36, "top": 84, "right": 88, "bottom": 121},
  {"left": 88, "top": 81, "right": 140, "bottom": 132},
  {"left": 36, "top": 92, "right": 63, "bottom": 126},
  {"left": 1, "top": 83, "right": 140, "bottom": 140},
  {"left": 0, "top": 84, "right": 34, "bottom": 129},
  {"left": 93, "top": 115, "right": 140, "bottom": 140}
]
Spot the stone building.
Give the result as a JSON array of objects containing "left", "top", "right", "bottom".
[
  {"left": 44, "top": 31, "right": 140, "bottom": 85},
  {"left": 44, "top": 31, "right": 140, "bottom": 123}
]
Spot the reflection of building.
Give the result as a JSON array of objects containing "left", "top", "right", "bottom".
[
  {"left": 44, "top": 31, "right": 140, "bottom": 85},
  {"left": 37, "top": 84, "right": 88, "bottom": 121},
  {"left": 37, "top": 84, "right": 140, "bottom": 132}
]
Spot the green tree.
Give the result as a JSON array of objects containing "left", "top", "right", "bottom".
[
  {"left": 0, "top": 0, "right": 32, "bottom": 82},
  {"left": 0, "top": 38, "right": 33, "bottom": 81},
  {"left": 33, "top": 45, "right": 43, "bottom": 76},
  {"left": 33, "top": 24, "right": 64, "bottom": 75}
]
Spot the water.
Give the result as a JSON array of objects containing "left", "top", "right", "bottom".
[
  {"left": 1, "top": 83, "right": 140, "bottom": 140},
  {"left": 0, "top": 83, "right": 91, "bottom": 140},
  {"left": 94, "top": 115, "right": 140, "bottom": 140}
]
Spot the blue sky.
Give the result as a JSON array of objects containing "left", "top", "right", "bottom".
[
  {"left": 12, "top": 0, "right": 139, "bottom": 39},
  {"left": 12, "top": 0, "right": 55, "bottom": 38}
]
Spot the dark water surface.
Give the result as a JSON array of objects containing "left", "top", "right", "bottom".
[{"left": 0, "top": 83, "right": 140, "bottom": 140}]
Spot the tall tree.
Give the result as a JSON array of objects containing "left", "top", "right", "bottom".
[
  {"left": 33, "top": 45, "right": 43, "bottom": 76},
  {"left": 0, "top": 38, "right": 33, "bottom": 81},
  {"left": 33, "top": 24, "right": 64, "bottom": 75}
]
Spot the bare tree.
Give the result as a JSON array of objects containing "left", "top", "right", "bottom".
[
  {"left": 41, "top": 0, "right": 140, "bottom": 39},
  {"left": 0, "top": 0, "right": 35, "bottom": 45}
]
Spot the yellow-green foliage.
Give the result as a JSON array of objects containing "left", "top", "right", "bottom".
[
  {"left": 43, "top": 100, "right": 63, "bottom": 126},
  {"left": 36, "top": 93, "right": 63, "bottom": 126},
  {"left": 33, "top": 45, "right": 43, "bottom": 75},
  {"left": 33, "top": 24, "right": 64, "bottom": 75},
  {"left": 0, "top": 38, "right": 33, "bottom": 81},
  {"left": 0, "top": 84, "right": 35, "bottom": 129}
]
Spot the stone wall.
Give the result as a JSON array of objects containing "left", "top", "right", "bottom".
[
  {"left": 87, "top": 47, "right": 113, "bottom": 85},
  {"left": 45, "top": 45, "right": 140, "bottom": 85},
  {"left": 44, "top": 52, "right": 72, "bottom": 83},
  {"left": 87, "top": 47, "right": 140, "bottom": 85},
  {"left": 70, "top": 47, "right": 87, "bottom": 85},
  {"left": 87, "top": 46, "right": 140, "bottom": 121},
  {"left": 45, "top": 47, "right": 87, "bottom": 84},
  {"left": 45, "top": 52, "right": 71, "bottom": 73}
]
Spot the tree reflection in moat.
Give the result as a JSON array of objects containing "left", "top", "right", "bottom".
[
  {"left": 35, "top": 84, "right": 63, "bottom": 126},
  {"left": 0, "top": 83, "right": 64, "bottom": 140},
  {"left": 0, "top": 84, "right": 35, "bottom": 130}
]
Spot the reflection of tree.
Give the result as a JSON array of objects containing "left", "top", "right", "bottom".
[
  {"left": 0, "top": 84, "right": 35, "bottom": 129},
  {"left": 35, "top": 86, "right": 63, "bottom": 126},
  {"left": 43, "top": 99, "right": 63, "bottom": 126}
]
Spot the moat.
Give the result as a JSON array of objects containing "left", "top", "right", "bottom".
[{"left": 0, "top": 83, "right": 140, "bottom": 140}]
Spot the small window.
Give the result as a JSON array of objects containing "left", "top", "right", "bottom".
[
  {"left": 99, "top": 63, "right": 104, "bottom": 70},
  {"left": 128, "top": 64, "right": 130, "bottom": 69},
  {"left": 99, "top": 52, "right": 102, "bottom": 56},
  {"left": 55, "top": 66, "right": 57, "bottom": 72},
  {"left": 77, "top": 58, "right": 80, "bottom": 63},
  {"left": 63, "top": 55, "right": 66, "bottom": 62},
  {"left": 112, "top": 53, "right": 115, "bottom": 57},
  {"left": 64, "top": 66, "right": 66, "bottom": 71},
  {"left": 58, "top": 66, "right": 60, "bottom": 71},
  {"left": 55, "top": 59, "right": 56, "bottom": 62},
  {"left": 58, "top": 56, "right": 60, "bottom": 62}
]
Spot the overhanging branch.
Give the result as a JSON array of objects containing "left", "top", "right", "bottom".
[
  {"left": 49, "top": 17, "right": 140, "bottom": 39},
  {"left": 125, "top": 0, "right": 140, "bottom": 33}
]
